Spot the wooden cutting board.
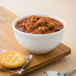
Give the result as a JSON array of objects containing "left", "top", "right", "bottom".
[{"left": 0, "top": 6, "right": 71, "bottom": 76}]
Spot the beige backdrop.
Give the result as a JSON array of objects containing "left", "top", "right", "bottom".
[{"left": 0, "top": 0, "right": 76, "bottom": 76}]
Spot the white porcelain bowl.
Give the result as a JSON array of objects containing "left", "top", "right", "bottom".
[{"left": 12, "top": 14, "right": 66, "bottom": 54}]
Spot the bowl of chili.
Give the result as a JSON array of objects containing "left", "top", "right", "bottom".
[{"left": 12, "top": 14, "right": 66, "bottom": 54}]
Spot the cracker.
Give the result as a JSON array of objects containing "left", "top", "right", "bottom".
[
  {"left": 0, "top": 51, "right": 25, "bottom": 68},
  {"left": 0, "top": 64, "right": 7, "bottom": 69},
  {"left": 0, "top": 53, "right": 7, "bottom": 69}
]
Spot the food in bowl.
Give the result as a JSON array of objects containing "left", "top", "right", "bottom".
[
  {"left": 15, "top": 15, "right": 64, "bottom": 34},
  {"left": 12, "top": 14, "right": 66, "bottom": 54}
]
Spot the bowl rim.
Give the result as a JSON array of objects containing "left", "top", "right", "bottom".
[{"left": 12, "top": 14, "right": 66, "bottom": 36}]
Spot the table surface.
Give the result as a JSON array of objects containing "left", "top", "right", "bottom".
[{"left": 0, "top": 0, "right": 76, "bottom": 76}]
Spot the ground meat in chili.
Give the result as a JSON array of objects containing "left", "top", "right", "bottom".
[{"left": 15, "top": 15, "right": 64, "bottom": 34}]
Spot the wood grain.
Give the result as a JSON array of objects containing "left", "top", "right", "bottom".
[{"left": 0, "top": 7, "right": 71, "bottom": 76}]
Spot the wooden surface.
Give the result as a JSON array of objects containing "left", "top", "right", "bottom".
[{"left": 0, "top": 7, "right": 71, "bottom": 76}]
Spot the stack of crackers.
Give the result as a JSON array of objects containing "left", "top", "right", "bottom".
[{"left": 0, "top": 51, "right": 25, "bottom": 69}]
